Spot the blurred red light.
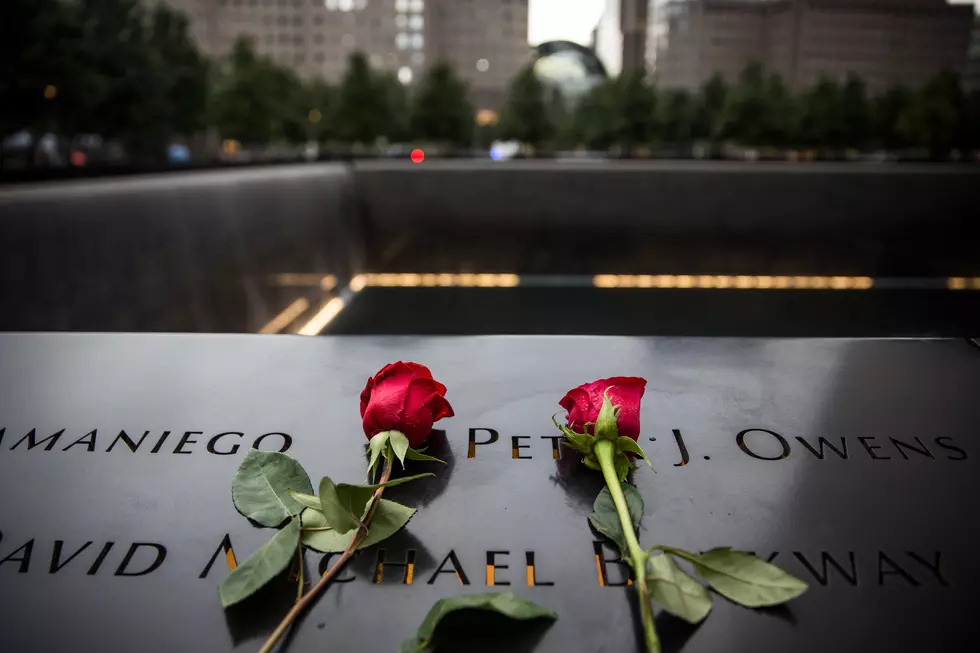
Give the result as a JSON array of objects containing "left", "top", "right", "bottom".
[
  {"left": 410, "top": 148, "right": 424, "bottom": 164},
  {"left": 70, "top": 151, "right": 88, "bottom": 167}
]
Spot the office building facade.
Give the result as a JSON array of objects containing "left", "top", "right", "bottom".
[
  {"left": 161, "top": 0, "right": 529, "bottom": 107},
  {"left": 649, "top": 0, "right": 973, "bottom": 93}
]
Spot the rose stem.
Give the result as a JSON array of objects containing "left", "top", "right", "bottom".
[
  {"left": 594, "top": 439, "right": 661, "bottom": 653},
  {"left": 257, "top": 446, "right": 395, "bottom": 653}
]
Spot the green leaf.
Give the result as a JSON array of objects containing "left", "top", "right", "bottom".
[
  {"left": 613, "top": 454, "right": 631, "bottom": 481},
  {"left": 587, "top": 485, "right": 643, "bottom": 556},
  {"left": 390, "top": 431, "right": 410, "bottom": 468},
  {"left": 401, "top": 591, "right": 557, "bottom": 653},
  {"left": 582, "top": 455, "right": 601, "bottom": 471},
  {"left": 231, "top": 450, "right": 313, "bottom": 527},
  {"left": 646, "top": 553, "right": 712, "bottom": 624},
  {"left": 318, "top": 474, "right": 433, "bottom": 534},
  {"left": 301, "top": 499, "right": 417, "bottom": 553},
  {"left": 553, "top": 413, "right": 593, "bottom": 455},
  {"left": 317, "top": 475, "right": 362, "bottom": 534},
  {"left": 287, "top": 490, "right": 321, "bottom": 512},
  {"left": 617, "top": 436, "right": 654, "bottom": 471},
  {"left": 367, "top": 431, "right": 390, "bottom": 481},
  {"left": 218, "top": 518, "right": 300, "bottom": 607},
  {"left": 405, "top": 447, "right": 446, "bottom": 464},
  {"left": 593, "top": 389, "right": 621, "bottom": 442},
  {"left": 686, "top": 547, "right": 809, "bottom": 607}
]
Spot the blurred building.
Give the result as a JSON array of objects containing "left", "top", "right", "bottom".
[
  {"left": 593, "top": 0, "right": 649, "bottom": 75},
  {"left": 648, "top": 0, "right": 974, "bottom": 93},
  {"left": 967, "top": 15, "right": 980, "bottom": 91},
  {"left": 161, "top": 0, "right": 529, "bottom": 107}
]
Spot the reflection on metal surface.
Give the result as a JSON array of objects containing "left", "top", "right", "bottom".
[
  {"left": 948, "top": 277, "right": 980, "bottom": 290},
  {"left": 593, "top": 274, "right": 875, "bottom": 290},
  {"left": 258, "top": 298, "right": 310, "bottom": 334},
  {"left": 355, "top": 273, "right": 521, "bottom": 288},
  {"left": 297, "top": 297, "right": 345, "bottom": 335}
]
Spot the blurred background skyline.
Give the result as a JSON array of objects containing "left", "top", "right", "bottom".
[{"left": 2, "top": 1, "right": 978, "bottom": 338}]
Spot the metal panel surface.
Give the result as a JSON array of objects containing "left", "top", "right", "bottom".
[{"left": 0, "top": 334, "right": 978, "bottom": 652}]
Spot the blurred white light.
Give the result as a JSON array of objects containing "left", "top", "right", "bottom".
[
  {"left": 410, "top": 0, "right": 424, "bottom": 12},
  {"left": 476, "top": 58, "right": 489, "bottom": 72},
  {"left": 397, "top": 66, "right": 413, "bottom": 84},
  {"left": 395, "top": 0, "right": 408, "bottom": 11},
  {"left": 325, "top": 0, "right": 338, "bottom": 9},
  {"left": 396, "top": 32, "right": 409, "bottom": 49},
  {"left": 356, "top": 0, "right": 368, "bottom": 9},
  {"left": 409, "top": 14, "right": 424, "bottom": 30},
  {"left": 338, "top": 0, "right": 354, "bottom": 11},
  {"left": 411, "top": 33, "right": 423, "bottom": 49}
]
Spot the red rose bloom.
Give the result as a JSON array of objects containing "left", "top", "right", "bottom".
[
  {"left": 360, "top": 361, "right": 454, "bottom": 448},
  {"left": 559, "top": 376, "right": 647, "bottom": 441}
]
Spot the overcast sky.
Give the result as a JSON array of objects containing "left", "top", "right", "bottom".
[{"left": 528, "top": 0, "right": 979, "bottom": 47}]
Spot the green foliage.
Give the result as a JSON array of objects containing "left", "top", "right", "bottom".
[
  {"left": 300, "top": 499, "right": 416, "bottom": 553},
  {"left": 839, "top": 73, "right": 871, "bottom": 149},
  {"left": 660, "top": 89, "right": 697, "bottom": 145},
  {"left": 411, "top": 60, "right": 474, "bottom": 147},
  {"left": 645, "top": 553, "right": 713, "bottom": 624},
  {"left": 334, "top": 52, "right": 390, "bottom": 145},
  {"left": 218, "top": 519, "right": 300, "bottom": 607},
  {"left": 719, "top": 62, "right": 794, "bottom": 147},
  {"left": 615, "top": 71, "right": 658, "bottom": 152},
  {"left": 567, "top": 80, "right": 619, "bottom": 150},
  {"left": 2, "top": 0, "right": 208, "bottom": 158},
  {"left": 662, "top": 546, "right": 809, "bottom": 608},
  {"left": 593, "top": 390, "right": 621, "bottom": 442},
  {"left": 898, "top": 70, "right": 969, "bottom": 158},
  {"left": 399, "top": 592, "right": 557, "bottom": 653},
  {"left": 693, "top": 73, "right": 729, "bottom": 142},
  {"left": 231, "top": 450, "right": 313, "bottom": 527},
  {"left": 499, "top": 66, "right": 556, "bottom": 149},
  {"left": 389, "top": 431, "right": 410, "bottom": 467},
  {"left": 873, "top": 85, "right": 913, "bottom": 150},
  {"left": 317, "top": 472, "right": 433, "bottom": 535},
  {"left": 405, "top": 447, "right": 447, "bottom": 464},
  {"left": 588, "top": 485, "right": 643, "bottom": 557}
]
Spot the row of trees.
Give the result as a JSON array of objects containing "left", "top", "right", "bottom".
[
  {"left": 6, "top": 0, "right": 979, "bottom": 159},
  {"left": 209, "top": 39, "right": 474, "bottom": 148},
  {"left": 548, "top": 63, "right": 980, "bottom": 157},
  {"left": 5, "top": 0, "right": 209, "bottom": 160}
]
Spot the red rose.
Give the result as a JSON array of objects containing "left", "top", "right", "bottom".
[
  {"left": 360, "top": 361, "right": 454, "bottom": 448},
  {"left": 559, "top": 377, "right": 647, "bottom": 441}
]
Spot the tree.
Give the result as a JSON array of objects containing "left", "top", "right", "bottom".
[
  {"left": 306, "top": 79, "right": 335, "bottom": 143},
  {"left": 1, "top": 0, "right": 85, "bottom": 136},
  {"left": 839, "top": 73, "right": 871, "bottom": 149},
  {"left": 566, "top": 80, "right": 618, "bottom": 150},
  {"left": 898, "top": 71, "right": 966, "bottom": 158},
  {"left": 377, "top": 72, "right": 410, "bottom": 143},
  {"left": 209, "top": 37, "right": 283, "bottom": 144},
  {"left": 718, "top": 62, "right": 793, "bottom": 147},
  {"left": 615, "top": 71, "right": 657, "bottom": 154},
  {"left": 798, "top": 76, "right": 842, "bottom": 149},
  {"left": 692, "top": 73, "right": 728, "bottom": 142},
  {"left": 872, "top": 85, "right": 913, "bottom": 150},
  {"left": 499, "top": 65, "right": 555, "bottom": 149},
  {"left": 335, "top": 52, "right": 390, "bottom": 146},
  {"left": 411, "top": 61, "right": 473, "bottom": 147},
  {"left": 660, "top": 89, "right": 696, "bottom": 145}
]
